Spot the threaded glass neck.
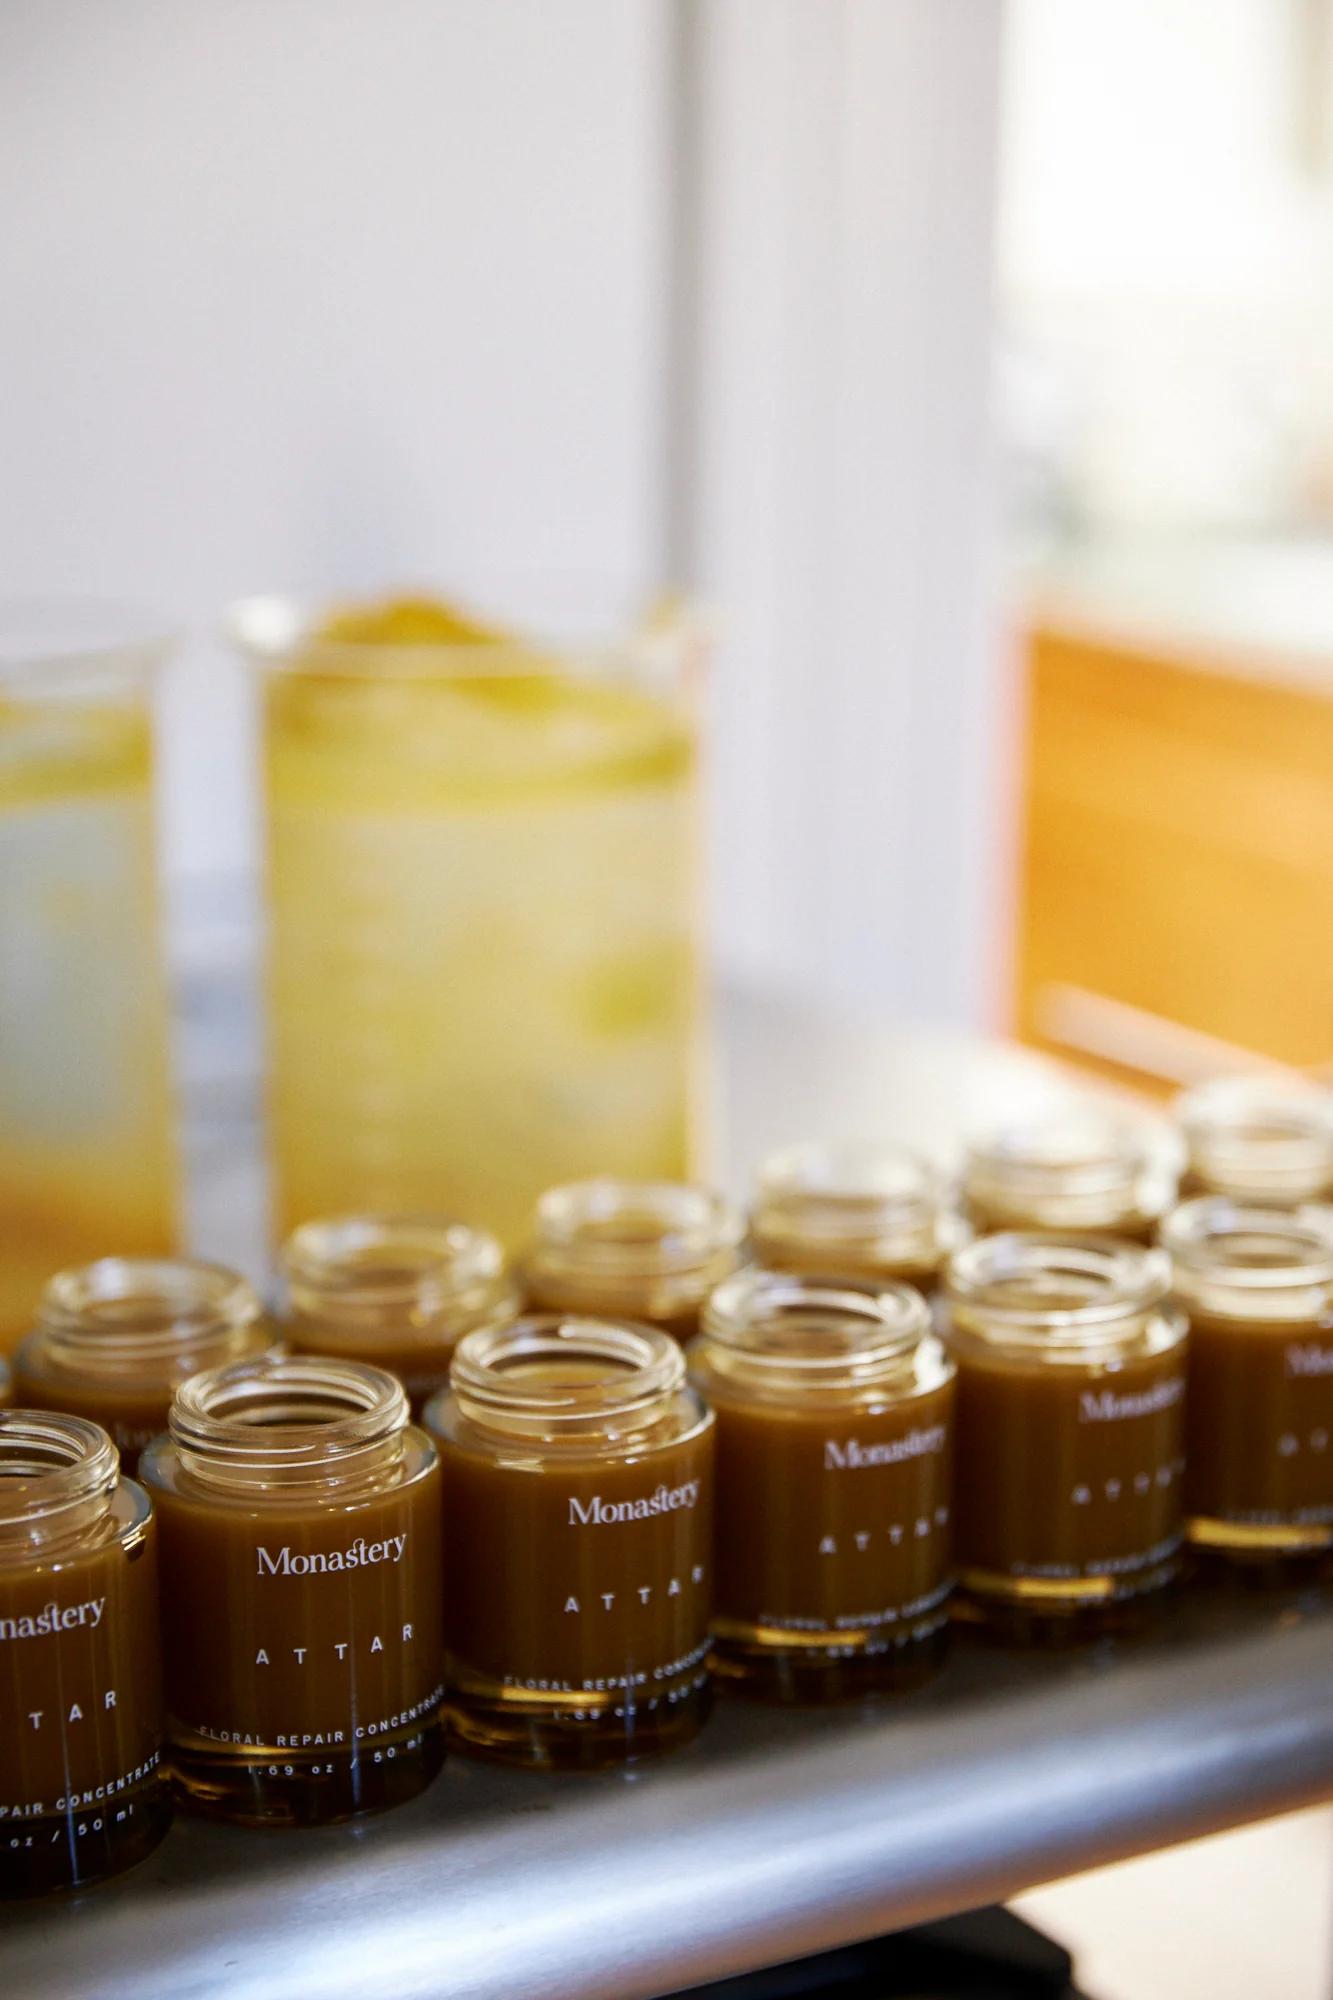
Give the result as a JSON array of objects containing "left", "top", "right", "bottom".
[
  {"left": 963, "top": 1112, "right": 1172, "bottom": 1231},
  {"left": 447, "top": 1314, "right": 688, "bottom": 1445},
  {"left": 752, "top": 1141, "right": 949, "bottom": 1265},
  {"left": 527, "top": 1179, "right": 743, "bottom": 1317},
  {"left": 947, "top": 1233, "right": 1172, "bottom": 1352},
  {"left": 281, "top": 1212, "right": 516, "bottom": 1338},
  {"left": 36, "top": 1257, "right": 263, "bottom": 1381},
  {"left": 168, "top": 1355, "right": 409, "bottom": 1494},
  {"left": 1163, "top": 1197, "right": 1333, "bottom": 1321},
  {"left": 0, "top": 1411, "right": 121, "bottom": 1555},
  {"left": 1177, "top": 1077, "right": 1333, "bottom": 1203}
]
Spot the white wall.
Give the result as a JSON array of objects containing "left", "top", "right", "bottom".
[
  {"left": 0, "top": 0, "right": 1005, "bottom": 1024},
  {"left": 0, "top": 0, "right": 672, "bottom": 882}
]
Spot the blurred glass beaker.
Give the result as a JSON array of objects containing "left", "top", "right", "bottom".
[
  {"left": 233, "top": 594, "right": 707, "bottom": 1248},
  {"left": 0, "top": 604, "right": 179, "bottom": 1348}
]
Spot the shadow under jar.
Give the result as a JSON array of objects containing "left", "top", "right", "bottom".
[
  {"left": 281, "top": 1213, "right": 520, "bottom": 1416},
  {"left": 1175, "top": 1076, "right": 1333, "bottom": 1206},
  {"left": 425, "top": 1315, "right": 713, "bottom": 1769},
  {"left": 1164, "top": 1197, "right": 1333, "bottom": 1577},
  {"left": 523, "top": 1179, "right": 743, "bottom": 1342},
  {"left": 749, "top": 1142, "right": 960, "bottom": 1292},
  {"left": 690, "top": 1269, "right": 955, "bottom": 1702},
  {"left": 0, "top": 1411, "right": 168, "bottom": 1897},
  {"left": 13, "top": 1257, "right": 269, "bottom": 1473},
  {"left": 961, "top": 1113, "right": 1175, "bottom": 1245},
  {"left": 139, "top": 1356, "right": 443, "bottom": 1826},
  {"left": 945, "top": 1235, "right": 1187, "bottom": 1642}
]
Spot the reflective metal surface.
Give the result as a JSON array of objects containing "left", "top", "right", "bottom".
[{"left": 4, "top": 1585, "right": 1331, "bottom": 1999}]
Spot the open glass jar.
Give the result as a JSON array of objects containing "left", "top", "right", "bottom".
[
  {"left": 945, "top": 1235, "right": 1187, "bottom": 1639},
  {"left": 425, "top": 1315, "right": 713, "bottom": 1768},
  {"left": 14, "top": 1257, "right": 268, "bottom": 1471},
  {"left": 749, "top": 1143, "right": 959, "bottom": 1290},
  {"left": 1164, "top": 1197, "right": 1333, "bottom": 1571},
  {"left": 0, "top": 1411, "right": 168, "bottom": 1896},
  {"left": 1175, "top": 1077, "right": 1333, "bottom": 1205},
  {"left": 524, "top": 1179, "right": 743, "bottom": 1341},
  {"left": 140, "top": 1356, "right": 443, "bottom": 1825},
  {"left": 690, "top": 1269, "right": 954, "bottom": 1700},
  {"left": 280, "top": 1213, "right": 519, "bottom": 1414},
  {"left": 961, "top": 1112, "right": 1174, "bottom": 1243}
]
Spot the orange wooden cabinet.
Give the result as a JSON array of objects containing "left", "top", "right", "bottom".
[{"left": 1013, "top": 622, "right": 1333, "bottom": 1094}]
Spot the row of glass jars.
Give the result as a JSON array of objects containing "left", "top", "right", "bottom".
[{"left": 5, "top": 1141, "right": 1333, "bottom": 1892}]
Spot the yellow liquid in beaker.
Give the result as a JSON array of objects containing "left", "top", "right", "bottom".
[
  {"left": 0, "top": 699, "right": 177, "bottom": 1348},
  {"left": 262, "top": 610, "right": 703, "bottom": 1247}
]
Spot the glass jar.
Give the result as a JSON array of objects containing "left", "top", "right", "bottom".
[
  {"left": 14, "top": 1257, "right": 269, "bottom": 1472},
  {"left": 1175, "top": 1076, "right": 1333, "bottom": 1205},
  {"left": 0, "top": 602, "right": 178, "bottom": 1350},
  {"left": 961, "top": 1112, "right": 1174, "bottom": 1243},
  {"left": 424, "top": 1315, "right": 713, "bottom": 1768},
  {"left": 690, "top": 1269, "right": 954, "bottom": 1700},
  {"left": 524, "top": 1179, "right": 743, "bottom": 1341},
  {"left": 280, "top": 1213, "right": 520, "bottom": 1415},
  {"left": 1164, "top": 1197, "right": 1333, "bottom": 1570},
  {"left": 232, "top": 592, "right": 706, "bottom": 1249},
  {"left": 945, "top": 1235, "right": 1187, "bottom": 1637},
  {"left": 0, "top": 1411, "right": 168, "bottom": 1896},
  {"left": 750, "top": 1142, "right": 959, "bottom": 1289},
  {"left": 140, "top": 1356, "right": 443, "bottom": 1824}
]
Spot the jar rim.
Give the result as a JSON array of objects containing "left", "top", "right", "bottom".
[
  {"left": 532, "top": 1179, "right": 744, "bottom": 1277},
  {"left": 281, "top": 1212, "right": 508, "bottom": 1309},
  {"left": 37, "top": 1256, "right": 263, "bottom": 1373},
  {"left": 168, "top": 1355, "right": 408, "bottom": 1471},
  {"left": 450, "top": 1314, "right": 685, "bottom": 1426},
  {"left": 754, "top": 1141, "right": 942, "bottom": 1238},
  {"left": 0, "top": 1410, "right": 120, "bottom": 1526},
  {"left": 1162, "top": 1197, "right": 1333, "bottom": 1290},
  {"left": 1176, "top": 1076, "right": 1333, "bottom": 1186},
  {"left": 947, "top": 1232, "right": 1171, "bottom": 1341},
  {"left": 702, "top": 1267, "right": 932, "bottom": 1372},
  {"left": 964, "top": 1111, "right": 1161, "bottom": 1198}
]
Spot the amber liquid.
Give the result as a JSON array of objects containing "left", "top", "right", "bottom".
[
  {"left": 284, "top": 1327, "right": 460, "bottom": 1421},
  {"left": 523, "top": 1273, "right": 704, "bottom": 1345},
  {"left": 436, "top": 1397, "right": 713, "bottom": 1767},
  {"left": 142, "top": 1436, "right": 443, "bottom": 1824},
  {"left": 0, "top": 1482, "right": 168, "bottom": 1896},
  {"left": 962, "top": 1199, "right": 1158, "bottom": 1246},
  {"left": 9, "top": 1366, "right": 173, "bottom": 1475},
  {"left": 1185, "top": 1308, "right": 1333, "bottom": 1565},
  {"left": 751, "top": 1241, "right": 943, "bottom": 1293},
  {"left": 952, "top": 1343, "right": 1186, "bottom": 1638},
  {"left": 706, "top": 1380, "right": 954, "bottom": 1701}
]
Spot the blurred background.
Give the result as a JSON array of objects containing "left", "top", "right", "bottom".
[{"left": 2, "top": 3, "right": 1332, "bottom": 1993}]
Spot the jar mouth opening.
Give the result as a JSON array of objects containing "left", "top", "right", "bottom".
[
  {"left": 533, "top": 1180, "right": 743, "bottom": 1277},
  {"left": 169, "top": 1356, "right": 408, "bottom": 1467},
  {"left": 1162, "top": 1198, "right": 1333, "bottom": 1288},
  {"left": 755, "top": 1142, "right": 940, "bottom": 1238},
  {"left": 965, "top": 1113, "right": 1159, "bottom": 1199},
  {"left": 451, "top": 1315, "right": 685, "bottom": 1423},
  {"left": 947, "top": 1233, "right": 1171, "bottom": 1341},
  {"left": 282, "top": 1213, "right": 507, "bottom": 1309},
  {"left": 39, "top": 1257, "right": 262, "bottom": 1371},
  {"left": 0, "top": 1411, "right": 120, "bottom": 1520},
  {"left": 703, "top": 1268, "right": 930, "bottom": 1369},
  {"left": 1178, "top": 1078, "right": 1333, "bottom": 1186}
]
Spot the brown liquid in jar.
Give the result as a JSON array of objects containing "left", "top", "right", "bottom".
[
  {"left": 425, "top": 1316, "right": 713, "bottom": 1768},
  {"left": 523, "top": 1179, "right": 743, "bottom": 1342},
  {"left": 1164, "top": 1199, "right": 1333, "bottom": 1569},
  {"left": 945, "top": 1235, "right": 1186, "bottom": 1639},
  {"left": 749, "top": 1142, "right": 958, "bottom": 1292},
  {"left": 13, "top": 1258, "right": 270, "bottom": 1471},
  {"left": 961, "top": 1114, "right": 1174, "bottom": 1244},
  {"left": 0, "top": 1413, "right": 168, "bottom": 1896},
  {"left": 691, "top": 1270, "right": 954, "bottom": 1701},
  {"left": 140, "top": 1356, "right": 443, "bottom": 1825},
  {"left": 1175, "top": 1077, "right": 1333, "bottom": 1206},
  {"left": 280, "top": 1213, "right": 520, "bottom": 1414}
]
